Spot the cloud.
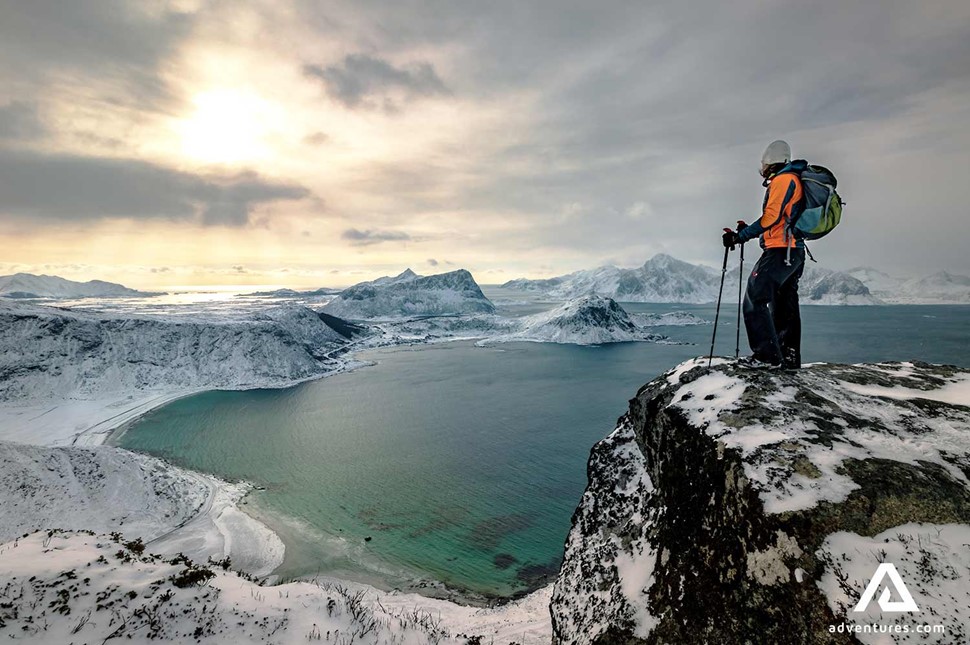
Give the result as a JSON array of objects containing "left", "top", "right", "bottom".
[
  {"left": 0, "top": 101, "right": 45, "bottom": 140},
  {"left": 341, "top": 228, "right": 411, "bottom": 246},
  {"left": 303, "top": 54, "right": 448, "bottom": 110},
  {"left": 0, "top": 0, "right": 194, "bottom": 110},
  {"left": 426, "top": 258, "right": 439, "bottom": 266},
  {"left": 303, "top": 131, "right": 330, "bottom": 145},
  {"left": 0, "top": 149, "right": 311, "bottom": 226}
]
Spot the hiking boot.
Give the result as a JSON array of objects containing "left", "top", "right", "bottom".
[
  {"left": 737, "top": 355, "right": 782, "bottom": 369},
  {"left": 781, "top": 347, "right": 801, "bottom": 370}
]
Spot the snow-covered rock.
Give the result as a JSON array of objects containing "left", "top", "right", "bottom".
[
  {"left": 242, "top": 286, "right": 342, "bottom": 298},
  {"left": 895, "top": 271, "right": 970, "bottom": 304},
  {"left": 323, "top": 269, "right": 495, "bottom": 320},
  {"left": 0, "top": 301, "right": 354, "bottom": 401},
  {"left": 848, "top": 267, "right": 970, "bottom": 304},
  {"left": 552, "top": 358, "right": 970, "bottom": 644},
  {"left": 0, "top": 530, "right": 552, "bottom": 644},
  {"left": 503, "top": 254, "right": 882, "bottom": 305},
  {"left": 484, "top": 295, "right": 664, "bottom": 345},
  {"left": 631, "top": 311, "right": 711, "bottom": 327},
  {"left": 846, "top": 266, "right": 902, "bottom": 294},
  {"left": 0, "top": 442, "right": 207, "bottom": 544},
  {"left": 504, "top": 254, "right": 722, "bottom": 304},
  {"left": 800, "top": 266, "right": 882, "bottom": 305},
  {"left": 0, "top": 273, "right": 158, "bottom": 299}
]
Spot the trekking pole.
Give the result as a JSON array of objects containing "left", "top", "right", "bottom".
[
  {"left": 734, "top": 223, "right": 745, "bottom": 359},
  {"left": 708, "top": 241, "right": 731, "bottom": 368}
]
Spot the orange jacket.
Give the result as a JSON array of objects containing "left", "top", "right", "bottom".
[{"left": 738, "top": 171, "right": 804, "bottom": 248}]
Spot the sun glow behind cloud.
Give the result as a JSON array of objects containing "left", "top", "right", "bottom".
[{"left": 175, "top": 89, "right": 283, "bottom": 165}]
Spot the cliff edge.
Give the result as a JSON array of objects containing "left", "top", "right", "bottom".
[{"left": 552, "top": 358, "right": 970, "bottom": 644}]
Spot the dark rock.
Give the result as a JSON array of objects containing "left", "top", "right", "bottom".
[{"left": 552, "top": 358, "right": 970, "bottom": 644}]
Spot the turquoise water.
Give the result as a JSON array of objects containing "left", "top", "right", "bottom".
[{"left": 114, "top": 304, "right": 970, "bottom": 598}]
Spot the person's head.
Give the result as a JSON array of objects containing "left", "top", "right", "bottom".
[{"left": 760, "top": 140, "right": 791, "bottom": 178}]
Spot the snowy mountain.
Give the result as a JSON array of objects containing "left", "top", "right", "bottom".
[
  {"left": 0, "top": 273, "right": 158, "bottom": 299},
  {"left": 503, "top": 254, "right": 721, "bottom": 304},
  {"left": 485, "top": 295, "right": 665, "bottom": 345},
  {"left": 848, "top": 266, "right": 970, "bottom": 304},
  {"left": 552, "top": 358, "right": 970, "bottom": 643},
  {"left": 503, "top": 254, "right": 882, "bottom": 305},
  {"left": 846, "top": 266, "right": 901, "bottom": 293},
  {"left": 243, "top": 286, "right": 342, "bottom": 298},
  {"left": 896, "top": 271, "right": 970, "bottom": 304},
  {"left": 323, "top": 268, "right": 495, "bottom": 320},
  {"left": 799, "top": 266, "right": 881, "bottom": 305},
  {"left": 0, "top": 302, "right": 355, "bottom": 401}
]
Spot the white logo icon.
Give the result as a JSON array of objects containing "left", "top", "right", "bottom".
[{"left": 853, "top": 563, "right": 920, "bottom": 613}]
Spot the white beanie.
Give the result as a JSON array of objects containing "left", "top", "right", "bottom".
[{"left": 761, "top": 140, "right": 791, "bottom": 170}]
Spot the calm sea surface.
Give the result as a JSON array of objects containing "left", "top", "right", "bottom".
[{"left": 113, "top": 302, "right": 970, "bottom": 597}]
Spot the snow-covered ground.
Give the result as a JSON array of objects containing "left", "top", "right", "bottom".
[
  {"left": 0, "top": 530, "right": 552, "bottom": 644},
  {"left": 0, "top": 295, "right": 557, "bottom": 643}
]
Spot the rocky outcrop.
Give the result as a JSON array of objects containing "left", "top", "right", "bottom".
[
  {"left": 323, "top": 269, "right": 495, "bottom": 320},
  {"left": 485, "top": 295, "right": 665, "bottom": 345},
  {"left": 552, "top": 358, "right": 970, "bottom": 644}
]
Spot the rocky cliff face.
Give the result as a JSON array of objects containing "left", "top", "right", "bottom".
[{"left": 552, "top": 358, "right": 970, "bottom": 644}]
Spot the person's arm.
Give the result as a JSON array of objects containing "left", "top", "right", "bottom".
[{"left": 737, "top": 175, "right": 799, "bottom": 242}]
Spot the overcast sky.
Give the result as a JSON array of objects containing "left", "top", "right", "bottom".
[{"left": 1, "top": 0, "right": 969, "bottom": 287}]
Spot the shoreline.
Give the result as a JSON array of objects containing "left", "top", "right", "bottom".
[{"left": 0, "top": 338, "right": 544, "bottom": 609}]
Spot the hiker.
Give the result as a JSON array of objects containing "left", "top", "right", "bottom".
[{"left": 722, "top": 140, "right": 805, "bottom": 369}]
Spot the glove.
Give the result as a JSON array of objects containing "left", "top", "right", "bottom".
[
  {"left": 736, "top": 220, "right": 747, "bottom": 233},
  {"left": 722, "top": 228, "right": 740, "bottom": 250}
]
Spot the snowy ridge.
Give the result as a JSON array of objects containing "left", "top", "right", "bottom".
[
  {"left": 0, "top": 301, "right": 353, "bottom": 402},
  {"left": 0, "top": 272, "right": 158, "bottom": 299},
  {"left": 503, "top": 253, "right": 883, "bottom": 305},
  {"left": 504, "top": 254, "right": 721, "bottom": 304},
  {"left": 483, "top": 295, "right": 665, "bottom": 345},
  {"left": 323, "top": 269, "right": 495, "bottom": 320},
  {"left": 849, "top": 266, "right": 970, "bottom": 304},
  {"left": 799, "top": 266, "right": 881, "bottom": 305},
  {"left": 552, "top": 358, "right": 970, "bottom": 643}
]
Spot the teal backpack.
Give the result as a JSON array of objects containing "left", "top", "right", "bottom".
[{"left": 789, "top": 164, "right": 844, "bottom": 241}]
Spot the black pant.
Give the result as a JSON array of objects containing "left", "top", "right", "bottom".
[{"left": 742, "top": 247, "right": 805, "bottom": 366}]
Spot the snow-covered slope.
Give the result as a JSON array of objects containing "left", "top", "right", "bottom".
[
  {"left": 0, "top": 442, "right": 206, "bottom": 544},
  {"left": 799, "top": 266, "right": 881, "bottom": 305},
  {"left": 896, "top": 271, "right": 970, "bottom": 304},
  {"left": 552, "top": 358, "right": 970, "bottom": 644},
  {"left": 0, "top": 273, "right": 157, "bottom": 298},
  {"left": 848, "top": 266, "right": 970, "bottom": 304},
  {"left": 846, "top": 266, "right": 902, "bottom": 293},
  {"left": 243, "top": 286, "right": 342, "bottom": 298},
  {"left": 505, "top": 254, "right": 721, "bottom": 304},
  {"left": 504, "top": 254, "right": 883, "bottom": 305},
  {"left": 0, "top": 302, "right": 353, "bottom": 401},
  {"left": 323, "top": 269, "right": 495, "bottom": 320},
  {"left": 484, "top": 295, "right": 664, "bottom": 345},
  {"left": 0, "top": 530, "right": 552, "bottom": 644}
]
